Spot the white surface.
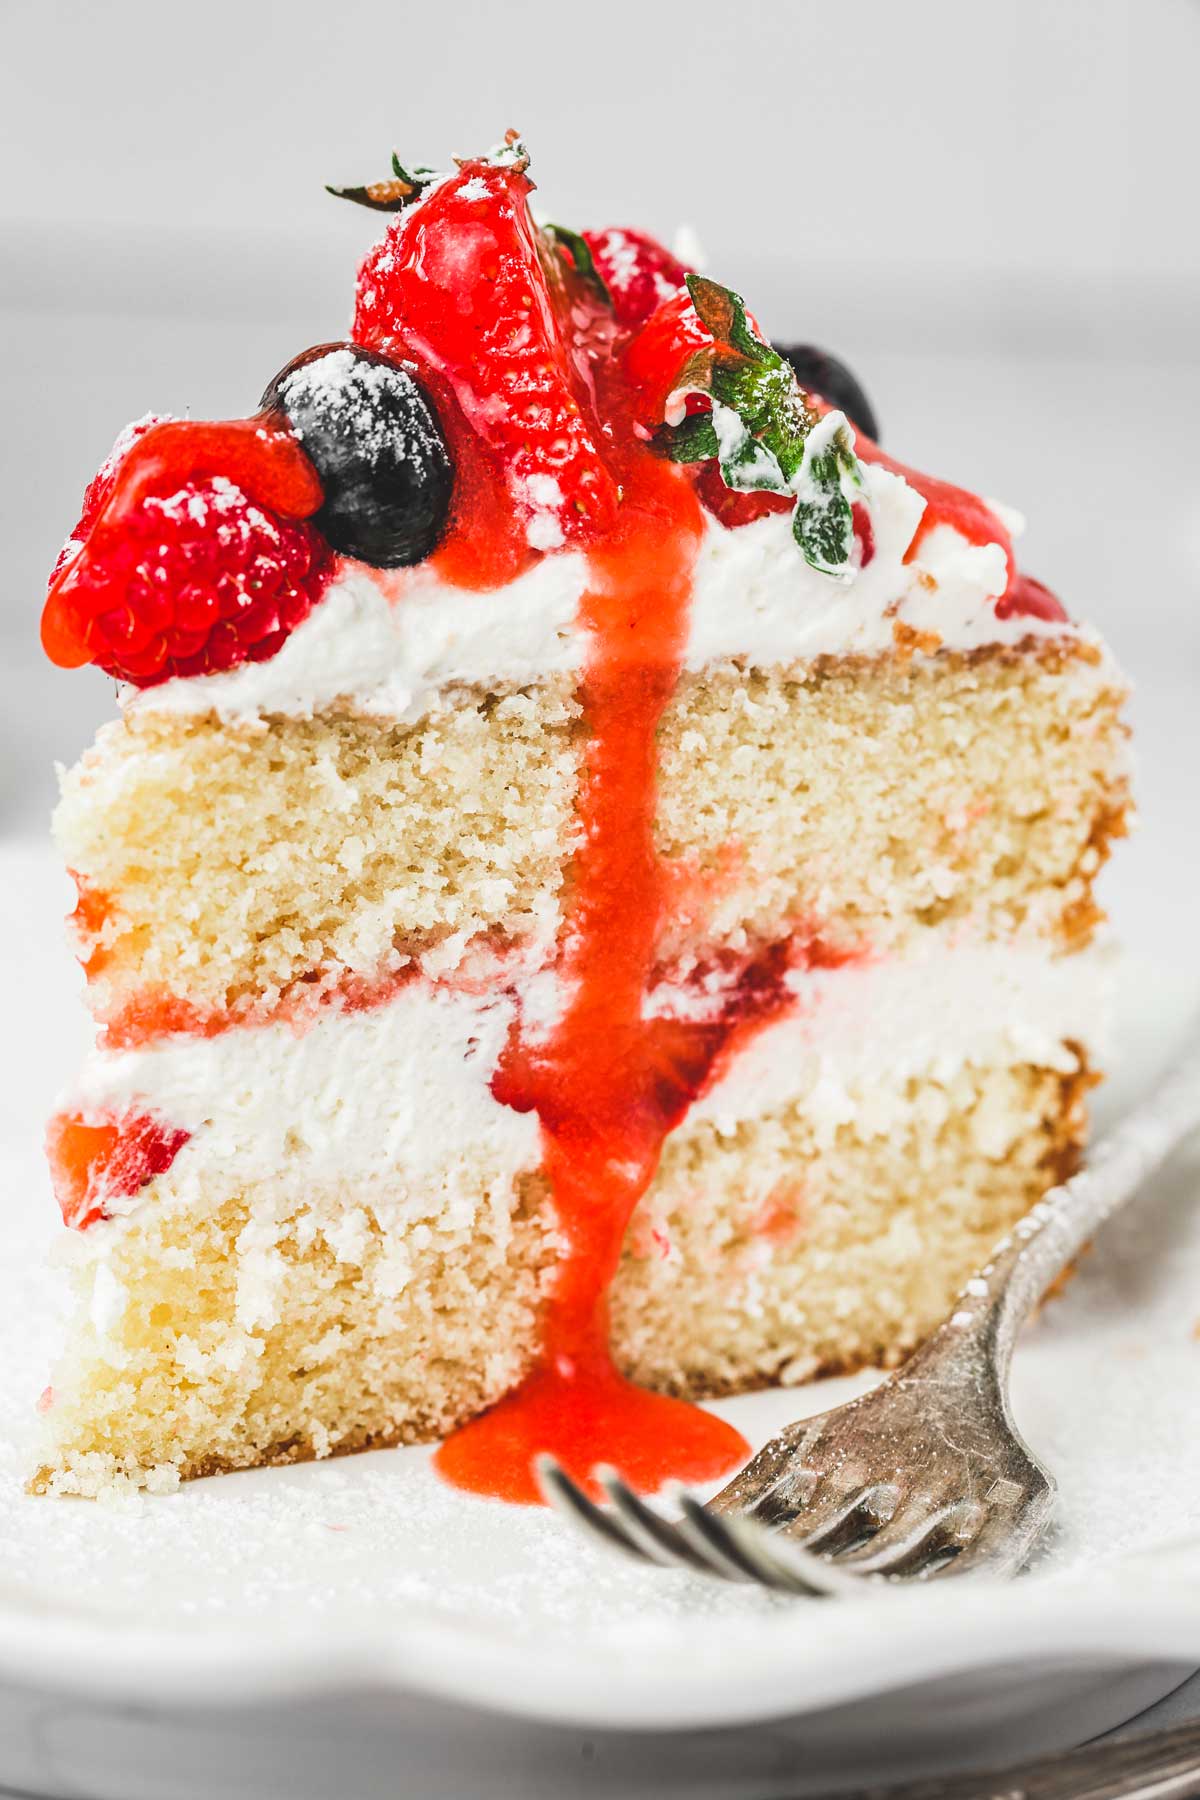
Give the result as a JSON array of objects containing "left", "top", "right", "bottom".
[{"left": 0, "top": 714, "right": 1199, "bottom": 1787}]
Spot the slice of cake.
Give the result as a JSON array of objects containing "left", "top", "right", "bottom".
[{"left": 34, "top": 135, "right": 1129, "bottom": 1502}]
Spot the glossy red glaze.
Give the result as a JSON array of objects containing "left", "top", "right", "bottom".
[
  {"left": 996, "top": 572, "right": 1069, "bottom": 624},
  {"left": 352, "top": 158, "right": 619, "bottom": 581}
]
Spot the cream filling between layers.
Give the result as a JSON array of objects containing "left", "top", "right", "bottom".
[
  {"left": 66, "top": 940, "right": 1112, "bottom": 1249},
  {"left": 123, "top": 468, "right": 1076, "bottom": 727}
]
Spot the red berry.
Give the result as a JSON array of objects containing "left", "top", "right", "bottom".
[
  {"left": 582, "top": 227, "right": 689, "bottom": 329},
  {"left": 55, "top": 477, "right": 331, "bottom": 688},
  {"left": 46, "top": 1108, "right": 190, "bottom": 1231},
  {"left": 43, "top": 417, "right": 326, "bottom": 671},
  {"left": 352, "top": 159, "right": 619, "bottom": 562},
  {"left": 49, "top": 414, "right": 171, "bottom": 587},
  {"left": 620, "top": 288, "right": 716, "bottom": 432},
  {"left": 692, "top": 460, "right": 793, "bottom": 530}
]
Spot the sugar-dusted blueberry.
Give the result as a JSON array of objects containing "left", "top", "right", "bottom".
[
  {"left": 776, "top": 345, "right": 880, "bottom": 444},
  {"left": 263, "top": 343, "right": 454, "bottom": 567}
]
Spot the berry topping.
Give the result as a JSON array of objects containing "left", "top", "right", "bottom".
[
  {"left": 49, "top": 413, "right": 172, "bottom": 587},
  {"left": 777, "top": 343, "right": 880, "bottom": 442},
  {"left": 626, "top": 276, "right": 867, "bottom": 579},
  {"left": 46, "top": 1108, "right": 190, "bottom": 1231},
  {"left": 344, "top": 135, "right": 619, "bottom": 567},
  {"left": 263, "top": 344, "right": 453, "bottom": 568},
  {"left": 580, "top": 227, "right": 689, "bottom": 328},
  {"left": 42, "top": 418, "right": 330, "bottom": 682}
]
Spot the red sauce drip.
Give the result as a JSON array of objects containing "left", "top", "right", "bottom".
[
  {"left": 832, "top": 415, "right": 1067, "bottom": 622},
  {"left": 996, "top": 572, "right": 1069, "bottom": 624},
  {"left": 434, "top": 362, "right": 752, "bottom": 1503},
  {"left": 839, "top": 420, "right": 1017, "bottom": 591}
]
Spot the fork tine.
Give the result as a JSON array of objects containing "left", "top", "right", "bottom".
[
  {"left": 676, "top": 1493, "right": 859, "bottom": 1597},
  {"left": 536, "top": 1457, "right": 659, "bottom": 1567},
  {"left": 787, "top": 1481, "right": 901, "bottom": 1555},
  {"left": 595, "top": 1469, "right": 720, "bottom": 1576},
  {"left": 832, "top": 1499, "right": 983, "bottom": 1577},
  {"left": 925, "top": 1492, "right": 1048, "bottom": 1580}
]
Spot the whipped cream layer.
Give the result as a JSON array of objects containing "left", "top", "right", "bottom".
[
  {"left": 67, "top": 940, "right": 1111, "bottom": 1239},
  {"left": 125, "top": 465, "right": 1073, "bottom": 727}
]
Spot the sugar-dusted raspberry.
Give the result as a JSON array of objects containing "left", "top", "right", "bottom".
[
  {"left": 46, "top": 1108, "right": 190, "bottom": 1231},
  {"left": 57, "top": 476, "right": 331, "bottom": 687},
  {"left": 582, "top": 227, "right": 689, "bottom": 329},
  {"left": 48, "top": 414, "right": 171, "bottom": 588}
]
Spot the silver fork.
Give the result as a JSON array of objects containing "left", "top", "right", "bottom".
[{"left": 541, "top": 1025, "right": 1200, "bottom": 1593}]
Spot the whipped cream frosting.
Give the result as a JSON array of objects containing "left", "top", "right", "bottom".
[
  {"left": 66, "top": 940, "right": 1111, "bottom": 1240},
  {"left": 124, "top": 464, "right": 1074, "bottom": 728}
]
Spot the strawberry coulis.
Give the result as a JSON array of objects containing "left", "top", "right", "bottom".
[
  {"left": 433, "top": 344, "right": 750, "bottom": 1503},
  {"left": 820, "top": 409, "right": 1068, "bottom": 624}
]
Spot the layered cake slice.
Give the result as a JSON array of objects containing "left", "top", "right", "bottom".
[{"left": 35, "top": 135, "right": 1129, "bottom": 1500}]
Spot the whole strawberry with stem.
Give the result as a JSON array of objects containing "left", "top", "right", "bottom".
[{"left": 342, "top": 134, "right": 619, "bottom": 572}]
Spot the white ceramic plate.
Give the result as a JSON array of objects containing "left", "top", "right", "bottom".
[{"left": 1, "top": 653, "right": 1198, "bottom": 1797}]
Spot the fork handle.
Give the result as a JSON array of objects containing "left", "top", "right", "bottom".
[
  {"left": 828, "top": 1717, "right": 1200, "bottom": 1800},
  {"left": 985, "top": 1019, "right": 1200, "bottom": 1374}
]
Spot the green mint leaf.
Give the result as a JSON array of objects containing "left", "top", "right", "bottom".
[
  {"left": 653, "top": 273, "right": 866, "bottom": 578},
  {"left": 655, "top": 413, "right": 720, "bottom": 463},
  {"left": 791, "top": 412, "right": 864, "bottom": 579},
  {"left": 711, "top": 400, "right": 787, "bottom": 491},
  {"left": 543, "top": 225, "right": 612, "bottom": 306}
]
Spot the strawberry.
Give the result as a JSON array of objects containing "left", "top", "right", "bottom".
[
  {"left": 581, "top": 227, "right": 689, "bottom": 328},
  {"left": 348, "top": 140, "right": 619, "bottom": 563},
  {"left": 46, "top": 1108, "right": 190, "bottom": 1231},
  {"left": 620, "top": 288, "right": 717, "bottom": 432}
]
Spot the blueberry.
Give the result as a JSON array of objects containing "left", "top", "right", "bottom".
[
  {"left": 262, "top": 343, "right": 453, "bottom": 567},
  {"left": 776, "top": 345, "right": 880, "bottom": 444}
]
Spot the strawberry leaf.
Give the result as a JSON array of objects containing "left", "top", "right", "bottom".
[{"left": 543, "top": 225, "right": 613, "bottom": 306}]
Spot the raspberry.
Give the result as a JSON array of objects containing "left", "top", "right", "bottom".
[
  {"left": 582, "top": 227, "right": 689, "bottom": 329},
  {"left": 43, "top": 416, "right": 327, "bottom": 675},
  {"left": 49, "top": 414, "right": 171, "bottom": 588},
  {"left": 352, "top": 156, "right": 619, "bottom": 563},
  {"left": 46, "top": 1108, "right": 190, "bottom": 1230},
  {"left": 51, "top": 476, "right": 331, "bottom": 687}
]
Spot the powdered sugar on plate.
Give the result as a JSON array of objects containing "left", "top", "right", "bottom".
[{"left": 2, "top": 840, "right": 1200, "bottom": 1718}]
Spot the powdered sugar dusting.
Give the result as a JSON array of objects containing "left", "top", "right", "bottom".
[{"left": 278, "top": 348, "right": 442, "bottom": 470}]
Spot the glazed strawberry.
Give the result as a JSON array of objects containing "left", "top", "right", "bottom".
[
  {"left": 621, "top": 288, "right": 717, "bottom": 431},
  {"left": 581, "top": 227, "right": 689, "bottom": 328},
  {"left": 46, "top": 1108, "right": 190, "bottom": 1231},
  {"left": 348, "top": 139, "right": 618, "bottom": 563}
]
